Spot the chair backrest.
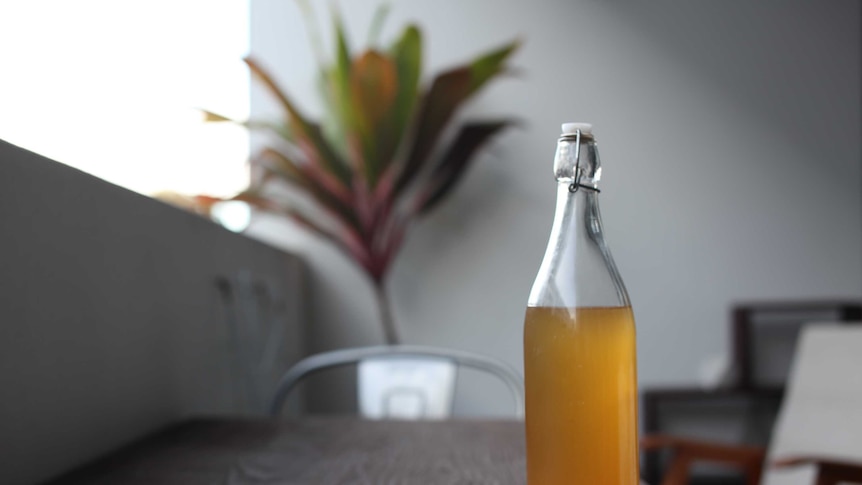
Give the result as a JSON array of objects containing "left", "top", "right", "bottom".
[
  {"left": 358, "top": 355, "right": 457, "bottom": 419},
  {"left": 762, "top": 324, "right": 862, "bottom": 485},
  {"left": 270, "top": 345, "right": 525, "bottom": 419}
]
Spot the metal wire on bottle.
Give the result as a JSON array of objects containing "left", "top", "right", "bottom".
[{"left": 565, "top": 129, "right": 600, "bottom": 193}]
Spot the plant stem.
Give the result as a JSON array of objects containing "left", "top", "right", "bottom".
[{"left": 373, "top": 280, "right": 400, "bottom": 345}]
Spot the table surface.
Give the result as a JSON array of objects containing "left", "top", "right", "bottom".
[{"left": 45, "top": 417, "right": 527, "bottom": 485}]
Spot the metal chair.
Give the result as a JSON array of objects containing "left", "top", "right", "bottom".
[{"left": 270, "top": 345, "right": 524, "bottom": 419}]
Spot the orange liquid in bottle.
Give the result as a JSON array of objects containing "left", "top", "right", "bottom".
[{"left": 524, "top": 306, "right": 639, "bottom": 485}]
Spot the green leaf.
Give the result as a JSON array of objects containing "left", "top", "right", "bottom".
[
  {"left": 390, "top": 25, "right": 422, "bottom": 150},
  {"left": 316, "top": 11, "right": 355, "bottom": 160},
  {"left": 416, "top": 120, "right": 513, "bottom": 214},
  {"left": 468, "top": 39, "right": 520, "bottom": 95},
  {"left": 244, "top": 56, "right": 352, "bottom": 185},
  {"left": 331, "top": 7, "right": 352, "bottom": 115},
  {"left": 367, "top": 3, "right": 390, "bottom": 47},
  {"left": 332, "top": 12, "right": 350, "bottom": 78},
  {"left": 317, "top": 68, "right": 348, "bottom": 159},
  {"left": 296, "top": 0, "right": 326, "bottom": 65}
]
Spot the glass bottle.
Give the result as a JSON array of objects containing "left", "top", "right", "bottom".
[{"left": 524, "top": 123, "right": 638, "bottom": 485}]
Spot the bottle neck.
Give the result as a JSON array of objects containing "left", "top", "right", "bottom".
[{"left": 528, "top": 181, "right": 630, "bottom": 308}]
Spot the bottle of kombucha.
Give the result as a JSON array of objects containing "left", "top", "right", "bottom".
[{"left": 524, "top": 122, "right": 638, "bottom": 485}]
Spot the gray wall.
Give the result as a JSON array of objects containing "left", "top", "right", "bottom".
[
  {"left": 248, "top": 1, "right": 862, "bottom": 415},
  {"left": 0, "top": 140, "right": 307, "bottom": 485}
]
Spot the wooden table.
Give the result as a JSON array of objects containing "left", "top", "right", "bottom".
[{"left": 45, "top": 417, "right": 527, "bottom": 484}]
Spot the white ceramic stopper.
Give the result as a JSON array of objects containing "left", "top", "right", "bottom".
[{"left": 561, "top": 122, "right": 593, "bottom": 135}]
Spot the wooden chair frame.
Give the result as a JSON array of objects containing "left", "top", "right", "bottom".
[{"left": 641, "top": 435, "right": 862, "bottom": 485}]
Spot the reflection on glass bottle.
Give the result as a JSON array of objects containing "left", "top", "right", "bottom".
[{"left": 524, "top": 123, "right": 639, "bottom": 485}]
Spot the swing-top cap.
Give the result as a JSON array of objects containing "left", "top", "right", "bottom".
[{"left": 561, "top": 122, "right": 593, "bottom": 136}]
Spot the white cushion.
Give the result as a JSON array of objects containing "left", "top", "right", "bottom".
[{"left": 762, "top": 324, "right": 862, "bottom": 485}]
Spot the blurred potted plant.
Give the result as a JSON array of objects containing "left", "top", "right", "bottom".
[{"left": 205, "top": 4, "right": 519, "bottom": 345}]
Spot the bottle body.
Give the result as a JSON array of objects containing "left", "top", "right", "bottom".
[
  {"left": 524, "top": 306, "right": 638, "bottom": 484},
  {"left": 524, "top": 126, "right": 639, "bottom": 484}
]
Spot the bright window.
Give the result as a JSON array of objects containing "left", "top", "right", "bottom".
[{"left": 0, "top": 1, "right": 250, "bottom": 197}]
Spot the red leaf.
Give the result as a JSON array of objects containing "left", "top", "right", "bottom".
[{"left": 415, "top": 120, "right": 514, "bottom": 214}]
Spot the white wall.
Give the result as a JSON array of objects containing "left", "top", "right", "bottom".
[{"left": 247, "top": 0, "right": 862, "bottom": 415}]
